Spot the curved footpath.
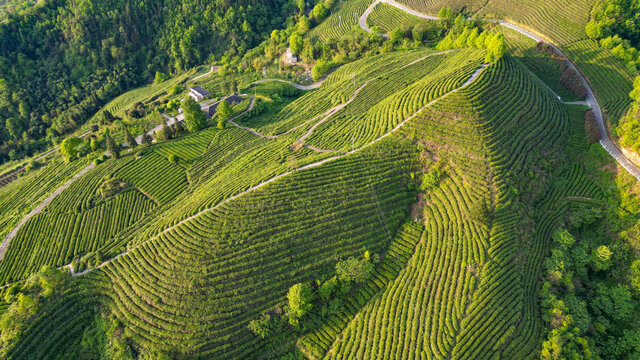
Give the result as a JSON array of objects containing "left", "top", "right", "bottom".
[
  {"left": 0, "top": 95, "right": 261, "bottom": 265},
  {"left": 361, "top": 0, "right": 640, "bottom": 180},
  {"left": 0, "top": 162, "right": 96, "bottom": 261},
  {"left": 65, "top": 61, "right": 490, "bottom": 277}
]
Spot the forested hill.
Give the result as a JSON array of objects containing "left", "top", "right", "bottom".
[{"left": 0, "top": 0, "right": 293, "bottom": 163}]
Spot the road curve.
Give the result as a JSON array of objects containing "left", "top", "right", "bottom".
[{"left": 360, "top": 0, "right": 640, "bottom": 181}]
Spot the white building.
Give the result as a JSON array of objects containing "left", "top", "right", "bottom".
[{"left": 188, "top": 86, "right": 210, "bottom": 102}]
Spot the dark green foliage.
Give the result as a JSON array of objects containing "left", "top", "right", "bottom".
[
  {"left": 0, "top": 0, "right": 295, "bottom": 164},
  {"left": 156, "top": 119, "right": 173, "bottom": 141},
  {"left": 469, "top": 200, "right": 490, "bottom": 225},
  {"left": 0, "top": 266, "right": 66, "bottom": 357},
  {"left": 105, "top": 131, "right": 120, "bottom": 159},
  {"left": 247, "top": 313, "right": 273, "bottom": 339},
  {"left": 141, "top": 130, "right": 152, "bottom": 145},
  {"left": 173, "top": 120, "right": 184, "bottom": 136},
  {"left": 124, "top": 127, "right": 136, "bottom": 148}
]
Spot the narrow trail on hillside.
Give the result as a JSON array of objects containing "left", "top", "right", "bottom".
[
  {"left": 295, "top": 80, "right": 371, "bottom": 144},
  {"left": 234, "top": 50, "right": 456, "bottom": 144},
  {"left": 359, "top": 0, "right": 640, "bottom": 180},
  {"left": 189, "top": 65, "right": 215, "bottom": 82},
  {"left": 0, "top": 101, "right": 260, "bottom": 268},
  {"left": 63, "top": 62, "right": 489, "bottom": 278},
  {"left": 0, "top": 162, "right": 96, "bottom": 261}
]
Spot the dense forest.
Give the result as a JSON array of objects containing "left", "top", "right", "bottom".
[{"left": 0, "top": 0, "right": 294, "bottom": 163}]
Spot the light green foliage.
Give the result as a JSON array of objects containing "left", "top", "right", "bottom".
[
  {"left": 154, "top": 71, "right": 166, "bottom": 84},
  {"left": 311, "top": 59, "right": 333, "bottom": 81},
  {"left": 216, "top": 100, "right": 232, "bottom": 120},
  {"left": 591, "top": 245, "right": 612, "bottom": 271},
  {"left": 630, "top": 260, "right": 640, "bottom": 292},
  {"left": 616, "top": 77, "right": 640, "bottom": 151},
  {"left": 335, "top": 256, "right": 374, "bottom": 284},
  {"left": 286, "top": 283, "right": 314, "bottom": 325},
  {"left": 437, "top": 26, "right": 505, "bottom": 63},
  {"left": 586, "top": 0, "right": 640, "bottom": 70},
  {"left": 182, "top": 97, "right": 206, "bottom": 132},
  {"left": 60, "top": 137, "right": 83, "bottom": 162},
  {"left": 298, "top": 15, "right": 311, "bottom": 34},
  {"left": 312, "top": 3, "right": 327, "bottom": 22},
  {"left": 421, "top": 163, "right": 445, "bottom": 191},
  {"left": 168, "top": 83, "right": 184, "bottom": 96},
  {"left": 289, "top": 31, "right": 304, "bottom": 55},
  {"left": 438, "top": 7, "right": 453, "bottom": 22}
]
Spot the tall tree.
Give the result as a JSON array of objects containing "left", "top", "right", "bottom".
[
  {"left": 182, "top": 98, "right": 206, "bottom": 132},
  {"left": 124, "top": 127, "right": 137, "bottom": 148},
  {"left": 105, "top": 131, "right": 120, "bottom": 159},
  {"left": 216, "top": 100, "right": 232, "bottom": 121},
  {"left": 60, "top": 137, "right": 82, "bottom": 162},
  {"left": 141, "top": 129, "right": 153, "bottom": 145},
  {"left": 286, "top": 283, "right": 313, "bottom": 325},
  {"left": 161, "top": 119, "right": 173, "bottom": 140}
]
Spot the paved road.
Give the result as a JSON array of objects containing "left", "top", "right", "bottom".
[{"left": 360, "top": 0, "right": 640, "bottom": 181}]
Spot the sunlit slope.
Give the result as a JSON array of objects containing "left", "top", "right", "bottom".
[
  {"left": 323, "top": 57, "right": 601, "bottom": 360},
  {"left": 398, "top": 0, "right": 595, "bottom": 45}
]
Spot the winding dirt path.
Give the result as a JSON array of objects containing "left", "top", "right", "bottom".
[
  {"left": 64, "top": 62, "right": 489, "bottom": 278},
  {"left": 296, "top": 80, "right": 372, "bottom": 144},
  {"left": 359, "top": 0, "right": 640, "bottom": 181},
  {"left": 189, "top": 65, "right": 216, "bottom": 82},
  {"left": 0, "top": 162, "right": 96, "bottom": 261}
]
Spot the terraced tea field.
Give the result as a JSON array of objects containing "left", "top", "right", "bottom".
[
  {"left": 1, "top": 0, "right": 639, "bottom": 358},
  {"left": 366, "top": 3, "right": 425, "bottom": 34},
  {"left": 398, "top": 0, "right": 595, "bottom": 45}
]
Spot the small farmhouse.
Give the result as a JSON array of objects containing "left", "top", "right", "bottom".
[
  {"left": 189, "top": 86, "right": 210, "bottom": 102},
  {"left": 200, "top": 94, "right": 245, "bottom": 118}
]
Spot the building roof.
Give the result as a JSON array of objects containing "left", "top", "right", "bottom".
[
  {"left": 225, "top": 94, "right": 243, "bottom": 104},
  {"left": 190, "top": 86, "right": 210, "bottom": 97}
]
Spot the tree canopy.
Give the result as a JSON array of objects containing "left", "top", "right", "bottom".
[
  {"left": 60, "top": 137, "right": 82, "bottom": 162},
  {"left": 182, "top": 98, "right": 207, "bottom": 133}
]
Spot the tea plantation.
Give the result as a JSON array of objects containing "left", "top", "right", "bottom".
[{"left": 1, "top": 0, "right": 639, "bottom": 359}]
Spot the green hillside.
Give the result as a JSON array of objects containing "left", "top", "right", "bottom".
[{"left": 1, "top": 0, "right": 640, "bottom": 359}]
